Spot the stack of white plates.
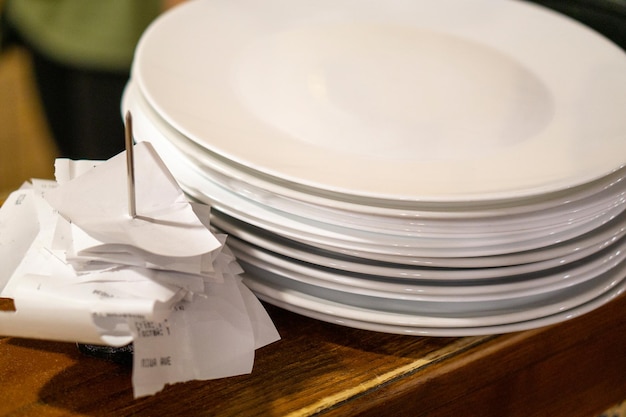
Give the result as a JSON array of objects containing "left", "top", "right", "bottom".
[{"left": 122, "top": 0, "right": 626, "bottom": 335}]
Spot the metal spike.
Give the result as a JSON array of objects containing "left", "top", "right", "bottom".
[{"left": 125, "top": 111, "right": 137, "bottom": 218}]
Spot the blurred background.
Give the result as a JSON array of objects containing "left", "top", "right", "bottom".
[
  {"left": 0, "top": 0, "right": 184, "bottom": 200},
  {"left": 0, "top": 45, "right": 56, "bottom": 201}
]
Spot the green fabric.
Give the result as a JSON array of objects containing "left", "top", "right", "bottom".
[{"left": 4, "top": 0, "right": 162, "bottom": 71}]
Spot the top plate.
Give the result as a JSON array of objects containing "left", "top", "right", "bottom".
[{"left": 133, "top": 0, "right": 626, "bottom": 202}]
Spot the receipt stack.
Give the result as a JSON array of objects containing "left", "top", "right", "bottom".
[{"left": 0, "top": 142, "right": 280, "bottom": 397}]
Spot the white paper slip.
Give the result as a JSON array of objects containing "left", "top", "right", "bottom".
[
  {"left": 45, "top": 142, "right": 221, "bottom": 257},
  {"left": 0, "top": 141, "right": 280, "bottom": 397},
  {"left": 62, "top": 220, "right": 219, "bottom": 278},
  {"left": 0, "top": 190, "right": 183, "bottom": 345},
  {"left": 131, "top": 274, "right": 280, "bottom": 398}
]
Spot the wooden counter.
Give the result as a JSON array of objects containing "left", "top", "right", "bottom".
[{"left": 2, "top": 292, "right": 626, "bottom": 417}]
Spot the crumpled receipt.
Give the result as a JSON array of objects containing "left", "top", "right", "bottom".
[{"left": 0, "top": 141, "right": 280, "bottom": 397}]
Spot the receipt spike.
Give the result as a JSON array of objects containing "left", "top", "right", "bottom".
[{"left": 125, "top": 111, "right": 137, "bottom": 218}]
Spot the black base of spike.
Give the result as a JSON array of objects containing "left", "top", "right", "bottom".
[{"left": 77, "top": 343, "right": 134, "bottom": 366}]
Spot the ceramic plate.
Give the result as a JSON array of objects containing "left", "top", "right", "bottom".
[
  {"left": 248, "top": 277, "right": 626, "bottom": 336},
  {"left": 121, "top": 84, "right": 626, "bottom": 261},
  {"left": 241, "top": 258, "right": 626, "bottom": 328},
  {"left": 210, "top": 212, "right": 626, "bottom": 278},
  {"left": 134, "top": 0, "right": 626, "bottom": 202},
  {"left": 228, "top": 234, "right": 626, "bottom": 301},
  {"left": 128, "top": 82, "right": 626, "bottom": 237},
  {"left": 128, "top": 80, "right": 626, "bottom": 225}
]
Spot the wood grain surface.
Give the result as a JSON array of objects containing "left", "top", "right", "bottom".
[{"left": 2, "top": 296, "right": 626, "bottom": 417}]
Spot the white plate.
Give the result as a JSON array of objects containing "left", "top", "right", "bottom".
[
  {"left": 123, "top": 97, "right": 626, "bottom": 258},
  {"left": 134, "top": 0, "right": 626, "bottom": 202},
  {"left": 210, "top": 207, "right": 626, "bottom": 268},
  {"left": 229, "top": 234, "right": 626, "bottom": 301},
  {"left": 127, "top": 80, "right": 626, "bottom": 231},
  {"left": 248, "top": 277, "right": 626, "bottom": 336},
  {"left": 122, "top": 84, "right": 626, "bottom": 260},
  {"left": 186, "top": 177, "right": 626, "bottom": 257},
  {"left": 210, "top": 212, "right": 626, "bottom": 278},
  {"left": 242, "top": 257, "right": 626, "bottom": 328}
]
